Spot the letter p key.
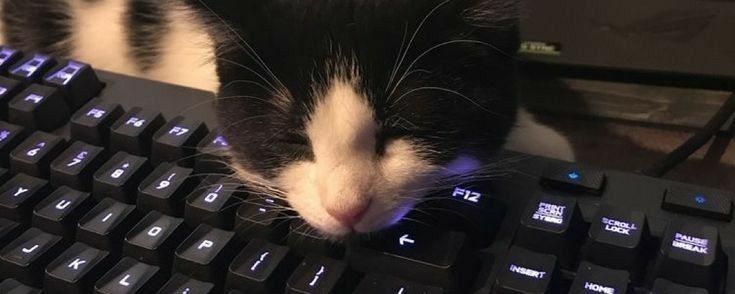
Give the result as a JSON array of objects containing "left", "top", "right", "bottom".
[{"left": 198, "top": 240, "right": 214, "bottom": 250}]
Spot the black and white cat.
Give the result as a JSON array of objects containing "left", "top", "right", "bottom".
[{"left": 0, "top": 0, "right": 574, "bottom": 237}]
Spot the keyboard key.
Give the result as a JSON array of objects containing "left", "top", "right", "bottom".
[
  {"left": 0, "top": 218, "right": 23, "bottom": 245},
  {"left": 0, "top": 228, "right": 65, "bottom": 286},
  {"left": 286, "top": 254, "right": 356, "bottom": 294},
  {"left": 195, "top": 130, "right": 232, "bottom": 174},
  {"left": 651, "top": 278, "right": 708, "bottom": 294},
  {"left": 8, "top": 53, "right": 57, "bottom": 83},
  {"left": 353, "top": 273, "right": 444, "bottom": 294},
  {"left": 580, "top": 205, "right": 651, "bottom": 275},
  {"left": 0, "top": 77, "right": 24, "bottom": 118},
  {"left": 123, "top": 211, "right": 189, "bottom": 267},
  {"left": 662, "top": 187, "right": 733, "bottom": 221},
  {"left": 226, "top": 239, "right": 297, "bottom": 293},
  {"left": 9, "top": 131, "right": 66, "bottom": 177},
  {"left": 109, "top": 107, "right": 166, "bottom": 156},
  {"left": 49, "top": 142, "right": 106, "bottom": 191},
  {"left": 137, "top": 163, "right": 198, "bottom": 216},
  {"left": 0, "top": 174, "right": 49, "bottom": 224},
  {"left": 234, "top": 197, "right": 290, "bottom": 242},
  {"left": 151, "top": 116, "right": 208, "bottom": 166},
  {"left": 0, "top": 278, "right": 41, "bottom": 294},
  {"left": 77, "top": 198, "right": 141, "bottom": 251},
  {"left": 0, "top": 121, "right": 27, "bottom": 166},
  {"left": 427, "top": 183, "right": 505, "bottom": 246},
  {"left": 173, "top": 224, "right": 241, "bottom": 284},
  {"left": 494, "top": 246, "right": 559, "bottom": 294},
  {"left": 8, "top": 84, "right": 71, "bottom": 131},
  {"left": 43, "top": 60, "right": 104, "bottom": 108},
  {"left": 288, "top": 219, "right": 345, "bottom": 259},
  {"left": 349, "top": 223, "right": 469, "bottom": 289},
  {"left": 540, "top": 164, "right": 606, "bottom": 195},
  {"left": 32, "top": 186, "right": 94, "bottom": 239},
  {"left": 0, "top": 46, "right": 24, "bottom": 72},
  {"left": 513, "top": 194, "right": 586, "bottom": 269},
  {"left": 569, "top": 261, "right": 629, "bottom": 294},
  {"left": 44, "top": 242, "right": 115, "bottom": 294},
  {"left": 92, "top": 151, "right": 151, "bottom": 203},
  {"left": 70, "top": 99, "right": 124, "bottom": 146},
  {"left": 94, "top": 257, "right": 166, "bottom": 294},
  {"left": 157, "top": 274, "right": 214, "bottom": 294},
  {"left": 651, "top": 221, "right": 725, "bottom": 292},
  {"left": 185, "top": 175, "right": 244, "bottom": 229}
]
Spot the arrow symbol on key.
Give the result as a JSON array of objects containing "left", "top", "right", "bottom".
[{"left": 399, "top": 234, "right": 415, "bottom": 246}]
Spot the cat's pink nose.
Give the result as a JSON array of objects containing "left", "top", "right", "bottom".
[{"left": 326, "top": 201, "right": 370, "bottom": 227}]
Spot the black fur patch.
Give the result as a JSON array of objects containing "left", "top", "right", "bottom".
[
  {"left": 125, "top": 0, "right": 170, "bottom": 71},
  {"left": 2, "top": 0, "right": 74, "bottom": 57},
  {"left": 190, "top": 0, "right": 521, "bottom": 178}
]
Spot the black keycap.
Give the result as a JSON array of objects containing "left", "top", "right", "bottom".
[
  {"left": 0, "top": 121, "right": 27, "bottom": 166},
  {"left": 195, "top": 130, "right": 232, "bottom": 174},
  {"left": 349, "top": 223, "right": 469, "bottom": 290},
  {"left": 8, "top": 53, "right": 57, "bottom": 83},
  {"left": 580, "top": 205, "right": 651, "bottom": 275},
  {"left": 0, "top": 46, "right": 24, "bottom": 72},
  {"left": 513, "top": 194, "right": 586, "bottom": 269},
  {"left": 0, "top": 279, "right": 41, "bottom": 294},
  {"left": 0, "top": 174, "right": 49, "bottom": 224},
  {"left": 494, "top": 246, "right": 559, "bottom": 294},
  {"left": 151, "top": 116, "right": 208, "bottom": 166},
  {"left": 0, "top": 228, "right": 65, "bottom": 286},
  {"left": 137, "top": 163, "right": 198, "bottom": 216},
  {"left": 173, "top": 224, "right": 241, "bottom": 284},
  {"left": 0, "top": 167, "right": 9, "bottom": 183},
  {"left": 353, "top": 273, "right": 444, "bottom": 294},
  {"left": 76, "top": 198, "right": 141, "bottom": 251},
  {"left": 662, "top": 187, "right": 733, "bottom": 221},
  {"left": 288, "top": 220, "right": 345, "bottom": 259},
  {"left": 32, "top": 187, "right": 94, "bottom": 239},
  {"left": 109, "top": 107, "right": 166, "bottom": 156},
  {"left": 70, "top": 99, "right": 124, "bottom": 146},
  {"left": 9, "top": 131, "right": 66, "bottom": 177},
  {"left": 0, "top": 218, "right": 23, "bottom": 245},
  {"left": 92, "top": 151, "right": 151, "bottom": 203},
  {"left": 234, "top": 197, "right": 290, "bottom": 242},
  {"left": 286, "top": 254, "right": 356, "bottom": 294},
  {"left": 123, "top": 211, "right": 189, "bottom": 267},
  {"left": 651, "top": 221, "right": 725, "bottom": 292},
  {"left": 44, "top": 242, "right": 115, "bottom": 294},
  {"left": 540, "top": 164, "right": 606, "bottom": 195},
  {"left": 43, "top": 60, "right": 104, "bottom": 108},
  {"left": 569, "top": 261, "right": 629, "bottom": 294},
  {"left": 651, "top": 278, "right": 708, "bottom": 294},
  {"left": 157, "top": 274, "right": 215, "bottom": 294},
  {"left": 427, "top": 183, "right": 505, "bottom": 246},
  {"left": 185, "top": 175, "right": 244, "bottom": 229},
  {"left": 49, "top": 142, "right": 106, "bottom": 191},
  {"left": 0, "top": 77, "right": 24, "bottom": 118},
  {"left": 94, "top": 257, "right": 166, "bottom": 294},
  {"left": 226, "top": 239, "right": 298, "bottom": 294},
  {"left": 8, "top": 84, "right": 70, "bottom": 131}
]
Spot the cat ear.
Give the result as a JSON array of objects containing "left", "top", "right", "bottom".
[{"left": 462, "top": 0, "right": 522, "bottom": 28}]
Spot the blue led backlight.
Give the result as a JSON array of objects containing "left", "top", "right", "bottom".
[
  {"left": 0, "top": 130, "right": 10, "bottom": 142},
  {"left": 212, "top": 135, "right": 229, "bottom": 147},
  {"left": 46, "top": 61, "right": 85, "bottom": 85},
  {"left": 0, "top": 47, "right": 17, "bottom": 66},
  {"left": 567, "top": 170, "right": 581, "bottom": 181},
  {"left": 0, "top": 87, "right": 7, "bottom": 96},
  {"left": 11, "top": 54, "right": 50, "bottom": 78},
  {"left": 695, "top": 194, "right": 707, "bottom": 204}
]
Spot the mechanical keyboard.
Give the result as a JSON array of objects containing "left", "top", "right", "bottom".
[{"left": 0, "top": 46, "right": 732, "bottom": 294}]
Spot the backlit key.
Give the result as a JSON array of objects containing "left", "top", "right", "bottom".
[
  {"left": 151, "top": 116, "right": 208, "bottom": 166},
  {"left": 0, "top": 77, "right": 23, "bottom": 118},
  {"left": 77, "top": 198, "right": 141, "bottom": 251},
  {"left": 8, "top": 53, "right": 57, "bottom": 83},
  {"left": 173, "top": 224, "right": 241, "bottom": 285},
  {"left": 0, "top": 47, "right": 23, "bottom": 72},
  {"left": 43, "top": 60, "right": 104, "bottom": 108},
  {"left": 70, "top": 99, "right": 124, "bottom": 146},
  {"left": 569, "top": 261, "right": 630, "bottom": 294},
  {"left": 109, "top": 107, "right": 166, "bottom": 156},
  {"left": 92, "top": 151, "right": 151, "bottom": 203},
  {"left": 44, "top": 242, "right": 115, "bottom": 294},
  {"left": 9, "top": 131, "right": 66, "bottom": 177},
  {"left": 123, "top": 211, "right": 189, "bottom": 267},
  {"left": 494, "top": 246, "right": 559, "bottom": 294},
  {"left": 185, "top": 175, "right": 244, "bottom": 229},
  {"left": 49, "top": 142, "right": 106, "bottom": 191},
  {"left": 286, "top": 255, "right": 356, "bottom": 294},
  {"left": 226, "top": 239, "right": 297, "bottom": 293},
  {"left": 0, "top": 174, "right": 49, "bottom": 224},
  {"left": 137, "top": 163, "right": 198, "bottom": 216},
  {"left": 581, "top": 205, "right": 650, "bottom": 276},
  {"left": 8, "top": 84, "right": 71, "bottom": 131},
  {"left": 32, "top": 187, "right": 93, "bottom": 239},
  {"left": 0, "top": 121, "right": 27, "bottom": 166},
  {"left": 0, "top": 228, "right": 65, "bottom": 286},
  {"left": 94, "top": 257, "right": 166, "bottom": 294}
]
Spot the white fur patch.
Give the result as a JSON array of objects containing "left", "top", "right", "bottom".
[
  {"left": 505, "top": 108, "right": 576, "bottom": 161},
  {"left": 275, "top": 78, "right": 438, "bottom": 236}
]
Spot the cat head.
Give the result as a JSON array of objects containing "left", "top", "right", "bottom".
[{"left": 190, "top": 0, "right": 520, "bottom": 237}]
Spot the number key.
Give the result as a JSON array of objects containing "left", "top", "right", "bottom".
[
  {"left": 92, "top": 152, "right": 151, "bottom": 203},
  {"left": 50, "top": 142, "right": 106, "bottom": 191},
  {"left": 9, "top": 131, "right": 66, "bottom": 177}
]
